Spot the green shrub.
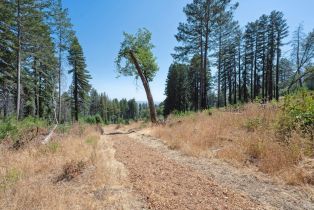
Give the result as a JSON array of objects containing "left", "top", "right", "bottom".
[
  {"left": 47, "top": 142, "right": 60, "bottom": 153},
  {"left": 84, "top": 116, "right": 96, "bottom": 124},
  {"left": 0, "top": 117, "right": 47, "bottom": 143},
  {"left": 0, "top": 120, "right": 17, "bottom": 141},
  {"left": 56, "top": 123, "right": 71, "bottom": 134},
  {"left": 244, "top": 118, "right": 265, "bottom": 132},
  {"left": 224, "top": 103, "right": 245, "bottom": 112},
  {"left": 84, "top": 115, "right": 103, "bottom": 124},
  {"left": 85, "top": 136, "right": 97, "bottom": 146},
  {"left": 94, "top": 114, "right": 103, "bottom": 124},
  {"left": 277, "top": 90, "right": 314, "bottom": 143},
  {"left": 0, "top": 168, "right": 22, "bottom": 191},
  {"left": 171, "top": 110, "right": 194, "bottom": 118}
]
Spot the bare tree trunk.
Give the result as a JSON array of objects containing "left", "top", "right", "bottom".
[
  {"left": 233, "top": 53, "right": 237, "bottom": 104},
  {"left": 228, "top": 63, "right": 232, "bottom": 105},
  {"left": 238, "top": 41, "right": 242, "bottom": 102},
  {"left": 74, "top": 60, "right": 79, "bottom": 122},
  {"left": 268, "top": 46, "right": 274, "bottom": 101},
  {"left": 16, "top": 0, "right": 21, "bottom": 120},
  {"left": 288, "top": 69, "right": 314, "bottom": 92},
  {"left": 199, "top": 19, "right": 204, "bottom": 111},
  {"left": 217, "top": 30, "right": 222, "bottom": 108},
  {"left": 253, "top": 37, "right": 258, "bottom": 99},
  {"left": 243, "top": 56, "right": 248, "bottom": 102},
  {"left": 202, "top": 0, "right": 210, "bottom": 109},
  {"left": 251, "top": 54, "right": 254, "bottom": 102},
  {"left": 58, "top": 31, "right": 62, "bottom": 122},
  {"left": 275, "top": 36, "right": 281, "bottom": 101},
  {"left": 224, "top": 69, "right": 227, "bottom": 107},
  {"left": 3, "top": 81, "right": 8, "bottom": 118},
  {"left": 296, "top": 26, "right": 303, "bottom": 87},
  {"left": 34, "top": 58, "right": 39, "bottom": 118},
  {"left": 262, "top": 47, "right": 266, "bottom": 100},
  {"left": 129, "top": 51, "right": 157, "bottom": 123},
  {"left": 52, "top": 84, "right": 59, "bottom": 124}
]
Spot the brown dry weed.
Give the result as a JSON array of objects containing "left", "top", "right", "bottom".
[
  {"left": 0, "top": 124, "right": 108, "bottom": 209},
  {"left": 151, "top": 103, "right": 312, "bottom": 185}
]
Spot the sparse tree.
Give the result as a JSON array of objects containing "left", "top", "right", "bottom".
[
  {"left": 50, "top": 0, "right": 73, "bottom": 123},
  {"left": 290, "top": 26, "right": 314, "bottom": 90},
  {"left": 116, "top": 28, "right": 158, "bottom": 123}
]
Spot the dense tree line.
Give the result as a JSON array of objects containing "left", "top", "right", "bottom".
[
  {"left": 165, "top": 0, "right": 314, "bottom": 115},
  {"left": 59, "top": 88, "right": 153, "bottom": 124},
  {"left": 2, "top": 0, "right": 313, "bottom": 121},
  {"left": 0, "top": 0, "right": 91, "bottom": 123},
  {"left": 0, "top": 1, "right": 159, "bottom": 124},
  {"left": 87, "top": 89, "right": 140, "bottom": 124}
]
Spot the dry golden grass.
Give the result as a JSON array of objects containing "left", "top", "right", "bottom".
[
  {"left": 151, "top": 103, "right": 313, "bottom": 185},
  {"left": 0, "top": 124, "right": 108, "bottom": 210}
]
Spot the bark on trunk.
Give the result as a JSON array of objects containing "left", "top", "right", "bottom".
[
  {"left": 16, "top": 0, "right": 21, "bottom": 120},
  {"left": 199, "top": 19, "right": 204, "bottom": 111},
  {"left": 74, "top": 60, "right": 79, "bottom": 122},
  {"left": 238, "top": 41, "right": 242, "bottom": 102},
  {"left": 233, "top": 53, "right": 237, "bottom": 104},
  {"left": 129, "top": 51, "right": 157, "bottom": 123},
  {"left": 34, "top": 58, "right": 40, "bottom": 118},
  {"left": 217, "top": 30, "right": 222, "bottom": 108},
  {"left": 253, "top": 37, "right": 258, "bottom": 99},
  {"left": 202, "top": 0, "right": 210, "bottom": 109},
  {"left": 296, "top": 27, "right": 303, "bottom": 87},
  {"left": 275, "top": 36, "right": 280, "bottom": 101},
  {"left": 58, "top": 31, "right": 62, "bottom": 122}
]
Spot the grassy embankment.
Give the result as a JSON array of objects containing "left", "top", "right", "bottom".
[
  {"left": 152, "top": 90, "right": 314, "bottom": 185},
  {"left": 0, "top": 122, "right": 108, "bottom": 209}
]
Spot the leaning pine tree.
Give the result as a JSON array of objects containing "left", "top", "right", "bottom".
[
  {"left": 116, "top": 28, "right": 158, "bottom": 123},
  {"left": 68, "top": 36, "right": 91, "bottom": 122}
]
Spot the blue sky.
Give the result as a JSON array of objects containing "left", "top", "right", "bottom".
[{"left": 63, "top": 0, "right": 314, "bottom": 102}]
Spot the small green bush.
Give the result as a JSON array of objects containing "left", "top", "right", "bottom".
[
  {"left": 224, "top": 103, "right": 245, "bottom": 112},
  {"left": 84, "top": 116, "right": 96, "bottom": 124},
  {"left": 171, "top": 110, "right": 194, "bottom": 118},
  {"left": 244, "top": 118, "right": 265, "bottom": 132},
  {"left": 84, "top": 115, "right": 103, "bottom": 124},
  {"left": 0, "top": 117, "right": 47, "bottom": 143},
  {"left": 47, "top": 142, "right": 60, "bottom": 153},
  {"left": 0, "top": 120, "right": 17, "bottom": 141},
  {"left": 277, "top": 90, "right": 314, "bottom": 143},
  {"left": 94, "top": 114, "right": 103, "bottom": 124},
  {"left": 85, "top": 136, "right": 97, "bottom": 146},
  {"left": 56, "top": 123, "right": 71, "bottom": 134},
  {"left": 0, "top": 168, "right": 22, "bottom": 191}
]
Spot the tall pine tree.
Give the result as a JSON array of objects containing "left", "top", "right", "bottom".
[{"left": 68, "top": 36, "right": 91, "bottom": 122}]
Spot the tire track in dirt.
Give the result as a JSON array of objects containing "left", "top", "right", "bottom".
[
  {"left": 112, "top": 135, "right": 262, "bottom": 210},
  {"left": 95, "top": 133, "right": 147, "bottom": 209},
  {"left": 127, "top": 131, "right": 314, "bottom": 210}
]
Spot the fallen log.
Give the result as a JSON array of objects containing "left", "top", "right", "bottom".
[
  {"left": 105, "top": 130, "right": 135, "bottom": 136},
  {"left": 42, "top": 125, "right": 58, "bottom": 144}
]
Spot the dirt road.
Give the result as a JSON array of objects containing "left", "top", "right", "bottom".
[{"left": 102, "top": 126, "right": 314, "bottom": 210}]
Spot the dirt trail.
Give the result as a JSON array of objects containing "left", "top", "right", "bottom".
[
  {"left": 102, "top": 126, "right": 314, "bottom": 209},
  {"left": 126, "top": 130, "right": 314, "bottom": 210},
  {"left": 113, "top": 135, "right": 260, "bottom": 209},
  {"left": 96, "top": 130, "right": 147, "bottom": 209},
  {"left": 102, "top": 126, "right": 261, "bottom": 210}
]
